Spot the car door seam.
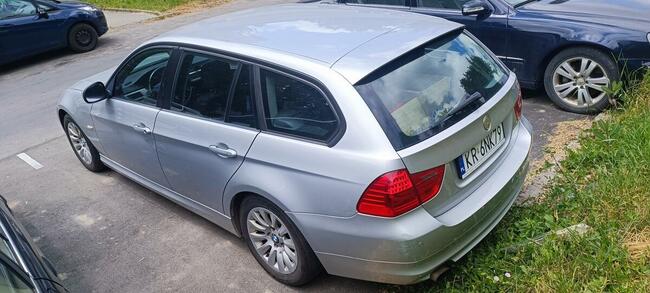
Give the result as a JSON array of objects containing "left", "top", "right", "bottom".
[
  {"left": 220, "top": 130, "right": 261, "bottom": 212},
  {"left": 151, "top": 109, "right": 173, "bottom": 188}
]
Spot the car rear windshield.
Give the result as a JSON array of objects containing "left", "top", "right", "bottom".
[{"left": 355, "top": 30, "right": 508, "bottom": 150}]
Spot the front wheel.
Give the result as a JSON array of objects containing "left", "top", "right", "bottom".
[
  {"left": 68, "top": 23, "right": 98, "bottom": 53},
  {"left": 63, "top": 115, "right": 106, "bottom": 172},
  {"left": 240, "top": 197, "right": 322, "bottom": 286},
  {"left": 544, "top": 47, "right": 619, "bottom": 114}
]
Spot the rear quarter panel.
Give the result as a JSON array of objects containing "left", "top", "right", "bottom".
[{"left": 223, "top": 68, "right": 404, "bottom": 218}]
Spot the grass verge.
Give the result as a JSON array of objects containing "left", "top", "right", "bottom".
[
  {"left": 86, "top": 0, "right": 227, "bottom": 12},
  {"left": 399, "top": 73, "right": 650, "bottom": 292}
]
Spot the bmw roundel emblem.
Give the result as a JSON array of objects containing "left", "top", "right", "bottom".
[{"left": 482, "top": 115, "right": 492, "bottom": 131}]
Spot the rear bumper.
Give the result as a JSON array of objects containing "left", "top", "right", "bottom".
[
  {"left": 289, "top": 117, "right": 533, "bottom": 284},
  {"left": 621, "top": 58, "right": 650, "bottom": 73}
]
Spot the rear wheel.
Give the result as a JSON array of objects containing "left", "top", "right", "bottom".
[
  {"left": 240, "top": 196, "right": 322, "bottom": 286},
  {"left": 544, "top": 47, "right": 619, "bottom": 114},
  {"left": 68, "top": 23, "right": 98, "bottom": 53},
  {"left": 63, "top": 115, "right": 106, "bottom": 172}
]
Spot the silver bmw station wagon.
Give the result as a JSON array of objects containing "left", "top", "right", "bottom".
[{"left": 57, "top": 3, "right": 532, "bottom": 286}]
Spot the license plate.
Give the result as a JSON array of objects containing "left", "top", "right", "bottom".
[{"left": 456, "top": 123, "right": 506, "bottom": 179}]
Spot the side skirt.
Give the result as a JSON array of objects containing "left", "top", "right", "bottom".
[{"left": 100, "top": 155, "right": 240, "bottom": 236}]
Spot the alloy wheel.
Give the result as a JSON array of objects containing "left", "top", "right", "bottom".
[
  {"left": 246, "top": 207, "right": 298, "bottom": 274},
  {"left": 67, "top": 123, "right": 92, "bottom": 165},
  {"left": 553, "top": 57, "right": 610, "bottom": 107}
]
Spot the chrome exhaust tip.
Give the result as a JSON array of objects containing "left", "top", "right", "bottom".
[{"left": 430, "top": 266, "right": 450, "bottom": 282}]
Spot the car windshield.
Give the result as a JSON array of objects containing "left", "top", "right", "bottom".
[{"left": 354, "top": 30, "right": 508, "bottom": 150}]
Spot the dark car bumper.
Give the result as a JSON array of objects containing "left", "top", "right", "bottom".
[
  {"left": 619, "top": 58, "right": 650, "bottom": 81},
  {"left": 622, "top": 58, "right": 650, "bottom": 71},
  {"left": 96, "top": 11, "right": 109, "bottom": 36}
]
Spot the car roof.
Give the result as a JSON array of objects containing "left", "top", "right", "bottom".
[{"left": 148, "top": 3, "right": 462, "bottom": 84}]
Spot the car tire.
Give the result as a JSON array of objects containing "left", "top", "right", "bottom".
[
  {"left": 544, "top": 47, "right": 619, "bottom": 114},
  {"left": 68, "top": 23, "right": 98, "bottom": 53},
  {"left": 63, "top": 115, "right": 106, "bottom": 172},
  {"left": 239, "top": 196, "right": 322, "bottom": 286}
]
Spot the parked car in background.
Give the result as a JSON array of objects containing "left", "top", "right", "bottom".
[
  {"left": 337, "top": 0, "right": 650, "bottom": 114},
  {"left": 0, "top": 0, "right": 108, "bottom": 65},
  {"left": 57, "top": 4, "right": 531, "bottom": 285},
  {"left": 0, "top": 194, "right": 68, "bottom": 292}
]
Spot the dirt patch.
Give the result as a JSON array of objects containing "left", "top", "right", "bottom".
[
  {"left": 149, "top": 0, "right": 231, "bottom": 20},
  {"left": 624, "top": 227, "right": 650, "bottom": 262},
  {"left": 516, "top": 118, "right": 595, "bottom": 205}
]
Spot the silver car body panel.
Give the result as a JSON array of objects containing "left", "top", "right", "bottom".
[
  {"left": 145, "top": 4, "right": 462, "bottom": 84},
  {"left": 154, "top": 111, "right": 260, "bottom": 213},
  {"left": 57, "top": 3, "right": 533, "bottom": 284},
  {"left": 293, "top": 117, "right": 532, "bottom": 284},
  {"left": 57, "top": 68, "right": 115, "bottom": 154},
  {"left": 99, "top": 155, "right": 237, "bottom": 235},
  {"left": 91, "top": 100, "right": 169, "bottom": 187}
]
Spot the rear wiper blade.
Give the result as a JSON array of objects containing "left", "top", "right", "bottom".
[
  {"left": 430, "top": 92, "right": 485, "bottom": 130},
  {"left": 446, "top": 92, "right": 485, "bottom": 118}
]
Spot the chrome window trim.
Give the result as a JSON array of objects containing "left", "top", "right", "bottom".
[{"left": 497, "top": 55, "right": 525, "bottom": 62}]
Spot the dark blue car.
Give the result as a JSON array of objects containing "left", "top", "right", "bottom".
[
  {"left": 337, "top": 0, "right": 650, "bottom": 113},
  {"left": 0, "top": 0, "right": 108, "bottom": 66}
]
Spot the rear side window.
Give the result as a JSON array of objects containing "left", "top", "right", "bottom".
[
  {"left": 260, "top": 69, "right": 338, "bottom": 141},
  {"left": 355, "top": 31, "right": 508, "bottom": 150}
]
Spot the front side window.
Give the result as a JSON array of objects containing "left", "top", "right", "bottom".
[
  {"left": 355, "top": 31, "right": 508, "bottom": 150},
  {"left": 0, "top": 228, "right": 32, "bottom": 293},
  {"left": 0, "top": 0, "right": 36, "bottom": 19},
  {"left": 345, "top": 0, "right": 407, "bottom": 5},
  {"left": 261, "top": 69, "right": 338, "bottom": 141},
  {"left": 171, "top": 53, "right": 239, "bottom": 121},
  {"left": 0, "top": 261, "right": 33, "bottom": 293},
  {"left": 113, "top": 48, "right": 172, "bottom": 107},
  {"left": 417, "top": 0, "right": 470, "bottom": 10},
  {"left": 0, "top": 237, "right": 15, "bottom": 263}
]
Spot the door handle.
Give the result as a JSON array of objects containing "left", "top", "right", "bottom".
[
  {"left": 209, "top": 144, "right": 237, "bottom": 159},
  {"left": 132, "top": 123, "right": 152, "bottom": 135}
]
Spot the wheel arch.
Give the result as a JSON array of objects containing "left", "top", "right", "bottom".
[
  {"left": 66, "top": 20, "right": 99, "bottom": 46},
  {"left": 228, "top": 190, "right": 292, "bottom": 237},
  {"left": 538, "top": 42, "right": 616, "bottom": 86},
  {"left": 58, "top": 109, "right": 68, "bottom": 128},
  {"left": 229, "top": 191, "right": 253, "bottom": 236}
]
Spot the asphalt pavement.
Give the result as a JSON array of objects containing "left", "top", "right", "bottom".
[{"left": 0, "top": 1, "right": 587, "bottom": 291}]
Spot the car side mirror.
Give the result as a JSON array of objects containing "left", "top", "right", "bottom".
[
  {"left": 462, "top": 0, "right": 491, "bottom": 16},
  {"left": 83, "top": 82, "right": 109, "bottom": 103},
  {"left": 36, "top": 8, "right": 49, "bottom": 19}
]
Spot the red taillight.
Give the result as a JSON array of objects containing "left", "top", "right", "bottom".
[
  {"left": 514, "top": 88, "right": 523, "bottom": 121},
  {"left": 357, "top": 166, "right": 445, "bottom": 217}
]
